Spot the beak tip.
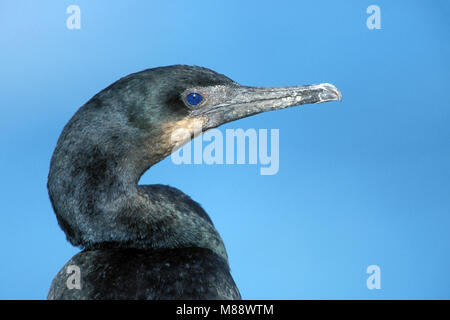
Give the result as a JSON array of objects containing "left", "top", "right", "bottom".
[
  {"left": 336, "top": 89, "right": 343, "bottom": 102},
  {"left": 322, "top": 83, "right": 342, "bottom": 102}
]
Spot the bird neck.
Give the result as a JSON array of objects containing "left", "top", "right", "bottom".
[{"left": 48, "top": 104, "right": 228, "bottom": 262}]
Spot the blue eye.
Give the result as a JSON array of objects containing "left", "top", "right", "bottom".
[{"left": 186, "top": 92, "right": 203, "bottom": 106}]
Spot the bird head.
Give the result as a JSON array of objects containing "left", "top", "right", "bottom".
[{"left": 93, "top": 65, "right": 342, "bottom": 169}]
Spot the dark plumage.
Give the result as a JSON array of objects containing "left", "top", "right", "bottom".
[
  {"left": 47, "top": 65, "right": 341, "bottom": 299},
  {"left": 48, "top": 247, "right": 240, "bottom": 300}
]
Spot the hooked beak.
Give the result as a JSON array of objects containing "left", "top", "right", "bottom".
[{"left": 195, "top": 83, "right": 342, "bottom": 130}]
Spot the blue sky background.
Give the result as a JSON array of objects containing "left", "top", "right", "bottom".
[{"left": 1, "top": 0, "right": 449, "bottom": 299}]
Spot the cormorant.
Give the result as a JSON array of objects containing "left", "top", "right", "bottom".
[{"left": 47, "top": 65, "right": 341, "bottom": 299}]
